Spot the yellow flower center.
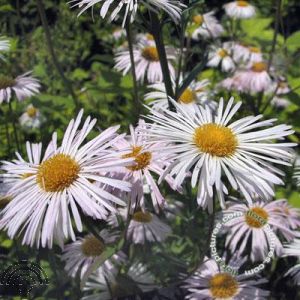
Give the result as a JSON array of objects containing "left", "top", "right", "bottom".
[
  {"left": 0, "top": 196, "right": 12, "bottom": 209},
  {"left": 132, "top": 211, "right": 153, "bottom": 223},
  {"left": 36, "top": 154, "right": 80, "bottom": 192},
  {"left": 142, "top": 46, "right": 159, "bottom": 62},
  {"left": 122, "top": 146, "right": 152, "bottom": 171},
  {"left": 218, "top": 49, "right": 229, "bottom": 58},
  {"left": 26, "top": 106, "right": 38, "bottom": 118},
  {"left": 81, "top": 236, "right": 105, "bottom": 257},
  {"left": 193, "top": 123, "right": 238, "bottom": 157},
  {"left": 245, "top": 207, "right": 269, "bottom": 228},
  {"left": 179, "top": 88, "right": 196, "bottom": 104},
  {"left": 251, "top": 62, "right": 267, "bottom": 72},
  {"left": 146, "top": 33, "right": 154, "bottom": 41},
  {"left": 249, "top": 47, "right": 261, "bottom": 53},
  {"left": 0, "top": 76, "right": 16, "bottom": 89},
  {"left": 237, "top": 1, "right": 249, "bottom": 7},
  {"left": 209, "top": 273, "right": 239, "bottom": 298},
  {"left": 193, "top": 15, "right": 204, "bottom": 25}
]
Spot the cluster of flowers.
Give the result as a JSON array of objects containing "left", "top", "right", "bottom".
[{"left": 0, "top": 0, "right": 300, "bottom": 299}]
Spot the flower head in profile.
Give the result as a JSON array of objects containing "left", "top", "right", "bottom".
[
  {"left": 0, "top": 110, "right": 133, "bottom": 248},
  {"left": 145, "top": 78, "right": 216, "bottom": 112},
  {"left": 183, "top": 256, "right": 269, "bottom": 299},
  {"left": 0, "top": 72, "right": 40, "bottom": 104},
  {"left": 114, "top": 38, "right": 176, "bottom": 83},
  {"left": 236, "top": 61, "right": 272, "bottom": 93},
  {"left": 232, "top": 43, "right": 263, "bottom": 63},
  {"left": 71, "top": 0, "right": 184, "bottom": 26},
  {"left": 207, "top": 43, "right": 235, "bottom": 72},
  {"left": 109, "top": 208, "right": 171, "bottom": 244},
  {"left": 224, "top": 200, "right": 296, "bottom": 262},
  {"left": 224, "top": 1, "right": 256, "bottom": 19},
  {"left": 62, "top": 229, "right": 125, "bottom": 279},
  {"left": 83, "top": 262, "right": 156, "bottom": 300},
  {"left": 189, "top": 11, "right": 224, "bottom": 40},
  {"left": 19, "top": 104, "right": 44, "bottom": 129},
  {"left": 144, "top": 97, "right": 295, "bottom": 212}
]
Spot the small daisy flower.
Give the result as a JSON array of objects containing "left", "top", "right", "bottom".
[
  {"left": 237, "top": 62, "right": 272, "bottom": 93},
  {"left": 232, "top": 44, "right": 263, "bottom": 63},
  {"left": 127, "top": 210, "right": 171, "bottom": 243},
  {"left": 83, "top": 262, "right": 156, "bottom": 299},
  {"left": 268, "top": 199, "right": 300, "bottom": 230},
  {"left": 71, "top": 0, "right": 184, "bottom": 27},
  {"left": 207, "top": 44, "right": 235, "bottom": 72},
  {"left": 218, "top": 75, "right": 245, "bottom": 92},
  {"left": 271, "top": 96, "right": 291, "bottom": 108},
  {"left": 283, "top": 239, "right": 300, "bottom": 285},
  {"left": 0, "top": 72, "right": 40, "bottom": 104},
  {"left": 190, "top": 11, "right": 224, "bottom": 40},
  {"left": 113, "top": 120, "right": 179, "bottom": 211},
  {"left": 275, "top": 80, "right": 291, "bottom": 95},
  {"left": 19, "top": 104, "right": 44, "bottom": 129},
  {"left": 224, "top": 1, "right": 256, "bottom": 19},
  {"left": 0, "top": 38, "right": 10, "bottom": 60},
  {"left": 224, "top": 200, "right": 296, "bottom": 262},
  {"left": 183, "top": 257, "right": 269, "bottom": 300},
  {"left": 61, "top": 229, "right": 125, "bottom": 279},
  {"left": 0, "top": 110, "right": 133, "bottom": 248},
  {"left": 144, "top": 97, "right": 295, "bottom": 212},
  {"left": 114, "top": 39, "right": 176, "bottom": 83},
  {"left": 112, "top": 27, "right": 126, "bottom": 41},
  {"left": 145, "top": 78, "right": 215, "bottom": 112}
]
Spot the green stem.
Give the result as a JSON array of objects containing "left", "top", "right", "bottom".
[
  {"left": 267, "top": 0, "right": 282, "bottom": 71},
  {"left": 8, "top": 101, "right": 20, "bottom": 152},
  {"left": 36, "top": 0, "right": 80, "bottom": 111},
  {"left": 149, "top": 12, "right": 175, "bottom": 111},
  {"left": 125, "top": 21, "right": 140, "bottom": 123}
]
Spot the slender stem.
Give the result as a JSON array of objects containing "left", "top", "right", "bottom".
[
  {"left": 125, "top": 21, "right": 140, "bottom": 123},
  {"left": 8, "top": 101, "right": 20, "bottom": 152},
  {"left": 268, "top": 0, "right": 282, "bottom": 71},
  {"left": 4, "top": 116, "right": 11, "bottom": 156},
  {"left": 149, "top": 12, "right": 175, "bottom": 111},
  {"left": 36, "top": 0, "right": 79, "bottom": 111}
]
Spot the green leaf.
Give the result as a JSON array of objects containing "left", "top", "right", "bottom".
[{"left": 286, "top": 31, "right": 300, "bottom": 52}]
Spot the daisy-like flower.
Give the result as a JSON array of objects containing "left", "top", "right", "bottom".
[
  {"left": 0, "top": 38, "right": 10, "bottom": 60},
  {"left": 112, "top": 27, "right": 126, "bottom": 41},
  {"left": 19, "top": 104, "right": 44, "bottom": 129},
  {"left": 83, "top": 262, "right": 156, "bottom": 300},
  {"left": 189, "top": 11, "right": 224, "bottom": 40},
  {"left": 0, "top": 110, "right": 133, "bottom": 248},
  {"left": 268, "top": 199, "right": 300, "bottom": 230},
  {"left": 144, "top": 97, "right": 295, "bottom": 212},
  {"left": 283, "top": 239, "right": 300, "bottom": 285},
  {"left": 0, "top": 72, "right": 40, "bottom": 104},
  {"left": 71, "top": 0, "right": 184, "bottom": 27},
  {"left": 236, "top": 62, "right": 272, "bottom": 93},
  {"left": 127, "top": 210, "right": 171, "bottom": 243},
  {"left": 113, "top": 120, "right": 179, "bottom": 211},
  {"left": 61, "top": 229, "right": 125, "bottom": 279},
  {"left": 224, "top": 200, "right": 296, "bottom": 262},
  {"left": 271, "top": 96, "right": 291, "bottom": 108},
  {"left": 207, "top": 44, "right": 235, "bottom": 72},
  {"left": 224, "top": 1, "right": 256, "bottom": 19},
  {"left": 232, "top": 44, "right": 263, "bottom": 63},
  {"left": 183, "top": 256, "right": 269, "bottom": 300},
  {"left": 145, "top": 78, "right": 215, "bottom": 112},
  {"left": 114, "top": 39, "right": 176, "bottom": 83}
]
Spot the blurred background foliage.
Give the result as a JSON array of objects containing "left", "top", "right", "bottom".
[{"left": 0, "top": 0, "right": 300, "bottom": 299}]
